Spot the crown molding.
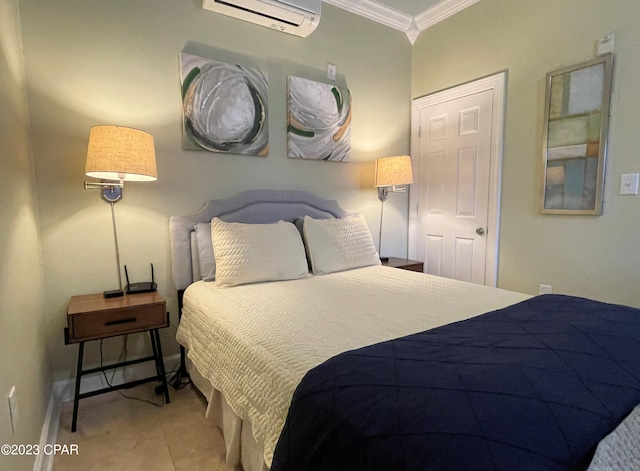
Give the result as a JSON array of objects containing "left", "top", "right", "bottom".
[
  {"left": 323, "top": 0, "right": 413, "bottom": 32},
  {"left": 323, "top": 0, "right": 479, "bottom": 44},
  {"left": 414, "top": 0, "right": 481, "bottom": 31}
]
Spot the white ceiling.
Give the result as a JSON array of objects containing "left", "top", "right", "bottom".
[
  {"left": 366, "top": 0, "right": 442, "bottom": 16},
  {"left": 323, "top": 0, "right": 481, "bottom": 43}
]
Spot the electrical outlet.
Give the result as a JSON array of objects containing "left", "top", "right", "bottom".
[
  {"left": 8, "top": 386, "right": 18, "bottom": 433},
  {"left": 327, "top": 62, "right": 336, "bottom": 81},
  {"left": 539, "top": 284, "right": 553, "bottom": 295}
]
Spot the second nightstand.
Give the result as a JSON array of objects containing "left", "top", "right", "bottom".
[
  {"left": 65, "top": 291, "right": 170, "bottom": 432},
  {"left": 382, "top": 257, "right": 424, "bottom": 273}
]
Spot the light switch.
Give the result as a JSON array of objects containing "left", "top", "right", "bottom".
[{"left": 620, "top": 173, "right": 639, "bottom": 195}]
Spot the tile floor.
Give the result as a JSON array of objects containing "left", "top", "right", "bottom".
[{"left": 54, "top": 383, "right": 228, "bottom": 471}]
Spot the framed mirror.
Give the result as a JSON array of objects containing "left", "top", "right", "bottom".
[{"left": 541, "top": 54, "right": 614, "bottom": 215}]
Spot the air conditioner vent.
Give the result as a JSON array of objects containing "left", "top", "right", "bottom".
[{"left": 202, "top": 0, "right": 320, "bottom": 37}]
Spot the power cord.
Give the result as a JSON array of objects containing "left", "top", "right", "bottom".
[
  {"left": 167, "top": 322, "right": 192, "bottom": 390},
  {"left": 99, "top": 337, "right": 172, "bottom": 408},
  {"left": 168, "top": 365, "right": 191, "bottom": 390}
]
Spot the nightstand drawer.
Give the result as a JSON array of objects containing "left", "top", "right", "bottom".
[
  {"left": 71, "top": 303, "right": 165, "bottom": 340},
  {"left": 66, "top": 292, "right": 168, "bottom": 343}
]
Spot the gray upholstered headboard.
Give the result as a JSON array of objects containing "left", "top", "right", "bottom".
[{"left": 169, "top": 189, "right": 352, "bottom": 291}]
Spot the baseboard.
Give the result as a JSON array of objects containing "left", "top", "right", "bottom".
[
  {"left": 33, "top": 353, "right": 180, "bottom": 471},
  {"left": 32, "top": 386, "right": 62, "bottom": 471}
]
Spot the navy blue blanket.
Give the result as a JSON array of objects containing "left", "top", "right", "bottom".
[{"left": 271, "top": 295, "right": 640, "bottom": 471}]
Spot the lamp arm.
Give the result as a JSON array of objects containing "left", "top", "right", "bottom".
[
  {"left": 84, "top": 180, "right": 123, "bottom": 203},
  {"left": 84, "top": 181, "right": 123, "bottom": 190}
]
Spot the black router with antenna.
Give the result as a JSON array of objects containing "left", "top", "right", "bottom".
[{"left": 124, "top": 263, "right": 157, "bottom": 294}]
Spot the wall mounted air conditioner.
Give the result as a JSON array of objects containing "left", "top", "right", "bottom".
[{"left": 202, "top": 0, "right": 321, "bottom": 38}]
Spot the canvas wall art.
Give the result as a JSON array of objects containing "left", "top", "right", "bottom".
[
  {"left": 287, "top": 76, "right": 351, "bottom": 162},
  {"left": 181, "top": 52, "right": 269, "bottom": 156},
  {"left": 541, "top": 54, "right": 613, "bottom": 215}
]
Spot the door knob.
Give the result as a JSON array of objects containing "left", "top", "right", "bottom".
[{"left": 476, "top": 227, "right": 485, "bottom": 236}]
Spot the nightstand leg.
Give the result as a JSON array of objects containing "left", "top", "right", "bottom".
[
  {"left": 151, "top": 329, "right": 170, "bottom": 404},
  {"left": 71, "top": 341, "right": 84, "bottom": 433},
  {"left": 171, "top": 289, "right": 190, "bottom": 390},
  {"left": 149, "top": 330, "right": 161, "bottom": 378}
]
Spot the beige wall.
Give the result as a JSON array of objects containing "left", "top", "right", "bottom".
[
  {"left": 17, "top": 0, "right": 413, "bottom": 380},
  {"left": 0, "top": 0, "right": 51, "bottom": 468},
  {"left": 6, "top": 0, "right": 640, "bottom": 460},
  {"left": 413, "top": 0, "right": 640, "bottom": 307}
]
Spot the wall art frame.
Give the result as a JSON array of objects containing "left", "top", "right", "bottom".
[
  {"left": 180, "top": 52, "right": 269, "bottom": 157},
  {"left": 541, "top": 53, "right": 614, "bottom": 215},
  {"left": 287, "top": 76, "right": 352, "bottom": 162}
]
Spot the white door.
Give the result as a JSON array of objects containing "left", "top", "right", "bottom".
[{"left": 409, "top": 73, "right": 505, "bottom": 286}]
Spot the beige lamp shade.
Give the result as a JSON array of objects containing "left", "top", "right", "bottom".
[
  {"left": 374, "top": 155, "right": 413, "bottom": 187},
  {"left": 85, "top": 125, "right": 157, "bottom": 182}
]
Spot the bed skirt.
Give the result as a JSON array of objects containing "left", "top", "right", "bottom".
[{"left": 187, "top": 357, "right": 269, "bottom": 471}]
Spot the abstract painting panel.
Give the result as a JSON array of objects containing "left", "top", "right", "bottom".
[
  {"left": 287, "top": 76, "right": 351, "bottom": 162},
  {"left": 541, "top": 54, "right": 613, "bottom": 215},
  {"left": 181, "top": 52, "right": 268, "bottom": 156}
]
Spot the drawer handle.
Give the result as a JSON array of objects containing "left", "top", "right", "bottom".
[{"left": 105, "top": 317, "right": 137, "bottom": 326}]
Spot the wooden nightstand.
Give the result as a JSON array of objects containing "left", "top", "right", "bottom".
[
  {"left": 64, "top": 291, "right": 170, "bottom": 432},
  {"left": 382, "top": 257, "right": 424, "bottom": 273}
]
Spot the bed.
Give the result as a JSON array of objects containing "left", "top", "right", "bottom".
[{"left": 170, "top": 189, "right": 640, "bottom": 471}]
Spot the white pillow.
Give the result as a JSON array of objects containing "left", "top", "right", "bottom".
[
  {"left": 194, "top": 222, "right": 215, "bottom": 281},
  {"left": 211, "top": 218, "right": 309, "bottom": 287},
  {"left": 303, "top": 214, "right": 381, "bottom": 275}
]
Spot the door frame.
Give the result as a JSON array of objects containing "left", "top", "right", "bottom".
[{"left": 409, "top": 71, "right": 507, "bottom": 286}]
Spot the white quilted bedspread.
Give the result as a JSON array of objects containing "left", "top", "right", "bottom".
[
  {"left": 176, "top": 266, "right": 529, "bottom": 466},
  {"left": 588, "top": 404, "right": 640, "bottom": 471}
]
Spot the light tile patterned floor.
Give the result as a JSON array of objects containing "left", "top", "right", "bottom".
[{"left": 54, "top": 383, "right": 228, "bottom": 471}]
